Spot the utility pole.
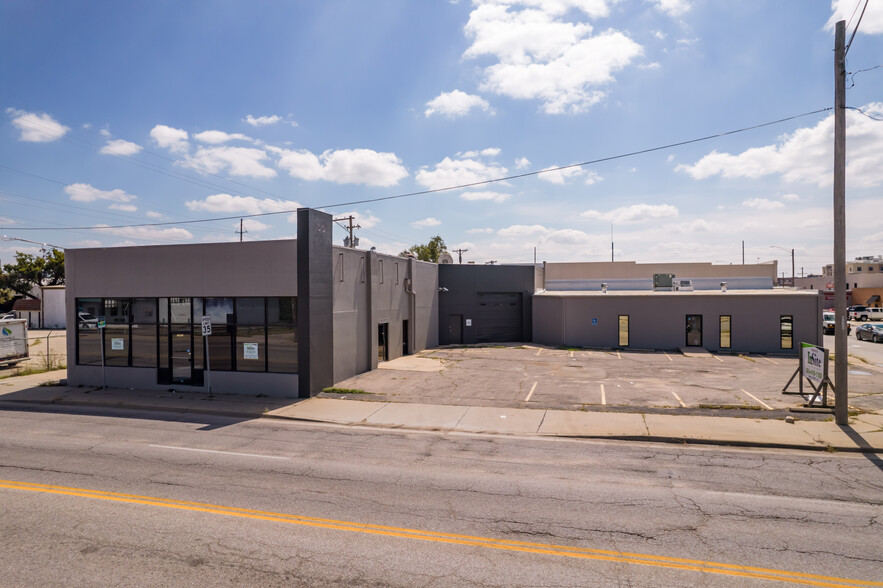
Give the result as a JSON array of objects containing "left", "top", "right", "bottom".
[
  {"left": 610, "top": 225, "right": 614, "bottom": 263},
  {"left": 833, "top": 19, "right": 848, "bottom": 425},
  {"left": 742, "top": 240, "right": 745, "bottom": 265},
  {"left": 452, "top": 248, "right": 468, "bottom": 264},
  {"left": 235, "top": 218, "right": 247, "bottom": 242},
  {"left": 333, "top": 216, "right": 361, "bottom": 248}
]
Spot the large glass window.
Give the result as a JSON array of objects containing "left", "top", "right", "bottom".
[
  {"left": 780, "top": 315, "right": 793, "bottom": 349},
  {"left": 720, "top": 316, "right": 731, "bottom": 349},
  {"left": 618, "top": 315, "right": 629, "bottom": 347},
  {"left": 77, "top": 298, "right": 102, "bottom": 366},
  {"left": 76, "top": 296, "right": 297, "bottom": 374},
  {"left": 268, "top": 297, "right": 297, "bottom": 373}
]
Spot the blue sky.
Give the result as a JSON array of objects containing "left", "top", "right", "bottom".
[{"left": 2, "top": 0, "right": 882, "bottom": 276}]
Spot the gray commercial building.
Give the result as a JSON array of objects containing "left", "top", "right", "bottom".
[{"left": 65, "top": 210, "right": 822, "bottom": 399}]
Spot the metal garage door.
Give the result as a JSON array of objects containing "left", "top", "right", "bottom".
[{"left": 476, "top": 293, "right": 522, "bottom": 343}]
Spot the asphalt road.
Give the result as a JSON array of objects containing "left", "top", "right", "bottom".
[{"left": 1, "top": 405, "right": 881, "bottom": 587}]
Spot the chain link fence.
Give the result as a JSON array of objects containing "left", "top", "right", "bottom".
[{"left": 2, "top": 329, "right": 68, "bottom": 375}]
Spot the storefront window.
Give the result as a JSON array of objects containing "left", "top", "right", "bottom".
[{"left": 76, "top": 298, "right": 102, "bottom": 366}]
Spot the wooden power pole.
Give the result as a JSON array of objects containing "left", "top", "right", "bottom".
[{"left": 833, "top": 20, "right": 848, "bottom": 425}]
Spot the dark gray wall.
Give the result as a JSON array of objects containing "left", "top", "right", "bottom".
[
  {"left": 298, "top": 208, "right": 333, "bottom": 397},
  {"left": 532, "top": 291, "right": 823, "bottom": 355},
  {"left": 65, "top": 240, "right": 299, "bottom": 396},
  {"left": 332, "top": 249, "right": 439, "bottom": 383},
  {"left": 437, "top": 264, "right": 539, "bottom": 345}
]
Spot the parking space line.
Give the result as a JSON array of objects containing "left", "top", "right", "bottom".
[
  {"left": 671, "top": 390, "right": 686, "bottom": 408},
  {"left": 712, "top": 354, "right": 724, "bottom": 363},
  {"left": 759, "top": 356, "right": 778, "bottom": 365},
  {"left": 600, "top": 384, "right": 606, "bottom": 405},
  {"left": 740, "top": 389, "right": 773, "bottom": 410},
  {"left": 616, "top": 350, "right": 621, "bottom": 360},
  {"left": 536, "top": 349, "right": 542, "bottom": 356},
  {"left": 570, "top": 350, "right": 574, "bottom": 358},
  {"left": 524, "top": 382, "right": 538, "bottom": 402},
  {"left": 664, "top": 352, "right": 672, "bottom": 362}
]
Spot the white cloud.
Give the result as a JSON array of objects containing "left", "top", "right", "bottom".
[
  {"left": 653, "top": 30, "right": 667, "bottom": 40},
  {"left": 99, "top": 129, "right": 111, "bottom": 137},
  {"left": 463, "top": 2, "right": 643, "bottom": 114},
  {"left": 243, "top": 114, "right": 283, "bottom": 127},
  {"left": 425, "top": 90, "right": 493, "bottom": 118},
  {"left": 827, "top": 0, "right": 883, "bottom": 34},
  {"left": 7, "top": 109, "right": 69, "bottom": 142},
  {"left": 742, "top": 198, "right": 785, "bottom": 210},
  {"left": 94, "top": 225, "right": 194, "bottom": 243},
  {"left": 515, "top": 156, "right": 531, "bottom": 169},
  {"left": 467, "top": 227, "right": 495, "bottom": 234},
  {"left": 638, "top": 62, "right": 661, "bottom": 70},
  {"left": 581, "top": 203, "right": 679, "bottom": 223},
  {"left": 108, "top": 203, "right": 138, "bottom": 212},
  {"left": 183, "top": 146, "right": 276, "bottom": 178},
  {"left": 149, "top": 124, "right": 189, "bottom": 153},
  {"left": 677, "top": 104, "right": 883, "bottom": 188},
  {"left": 65, "top": 183, "right": 137, "bottom": 203},
  {"left": 412, "top": 217, "right": 441, "bottom": 228},
  {"left": 651, "top": 0, "right": 690, "bottom": 17},
  {"left": 276, "top": 148, "right": 407, "bottom": 186},
  {"left": 146, "top": 211, "right": 163, "bottom": 219},
  {"left": 72, "top": 239, "right": 102, "bottom": 248},
  {"left": 322, "top": 149, "right": 408, "bottom": 186},
  {"left": 416, "top": 152, "right": 508, "bottom": 190},
  {"left": 538, "top": 165, "right": 585, "bottom": 184},
  {"left": 498, "top": 224, "right": 548, "bottom": 238},
  {"left": 782, "top": 193, "right": 800, "bottom": 201},
  {"left": 193, "top": 130, "right": 251, "bottom": 144},
  {"left": 236, "top": 218, "right": 270, "bottom": 232},
  {"left": 100, "top": 139, "right": 142, "bottom": 156},
  {"left": 460, "top": 190, "right": 511, "bottom": 203},
  {"left": 584, "top": 170, "right": 603, "bottom": 185},
  {"left": 185, "top": 194, "right": 301, "bottom": 215}
]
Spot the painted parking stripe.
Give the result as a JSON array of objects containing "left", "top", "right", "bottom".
[
  {"left": 664, "top": 352, "right": 672, "bottom": 362},
  {"left": 740, "top": 389, "right": 773, "bottom": 411},
  {"left": 1, "top": 479, "right": 877, "bottom": 588},
  {"left": 671, "top": 390, "right": 687, "bottom": 408},
  {"left": 524, "top": 382, "right": 538, "bottom": 402},
  {"left": 600, "top": 383, "right": 606, "bottom": 405},
  {"left": 760, "top": 356, "right": 779, "bottom": 365}
]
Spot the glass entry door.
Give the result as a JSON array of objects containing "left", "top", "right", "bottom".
[
  {"left": 686, "top": 315, "right": 703, "bottom": 347},
  {"left": 171, "top": 325, "right": 193, "bottom": 384},
  {"left": 170, "top": 298, "right": 193, "bottom": 385}
]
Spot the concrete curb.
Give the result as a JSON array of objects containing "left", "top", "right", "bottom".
[{"left": 2, "top": 395, "right": 881, "bottom": 454}]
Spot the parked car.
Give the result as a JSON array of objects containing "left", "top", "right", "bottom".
[
  {"left": 0, "top": 312, "right": 16, "bottom": 320},
  {"left": 848, "top": 305, "right": 868, "bottom": 320},
  {"left": 856, "top": 323, "right": 883, "bottom": 342},
  {"left": 823, "top": 311, "right": 852, "bottom": 335}
]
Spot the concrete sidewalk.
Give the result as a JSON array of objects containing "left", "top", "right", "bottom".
[{"left": 1, "top": 370, "right": 881, "bottom": 453}]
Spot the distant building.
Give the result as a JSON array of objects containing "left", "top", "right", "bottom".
[{"left": 794, "top": 255, "right": 883, "bottom": 307}]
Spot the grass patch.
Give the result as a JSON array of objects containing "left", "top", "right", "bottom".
[
  {"left": 322, "top": 387, "right": 369, "bottom": 395},
  {"left": 0, "top": 364, "right": 67, "bottom": 379}
]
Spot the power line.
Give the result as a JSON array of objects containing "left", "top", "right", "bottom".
[
  {"left": 847, "top": 64, "right": 882, "bottom": 88},
  {"left": 0, "top": 107, "right": 833, "bottom": 233},
  {"left": 846, "top": 106, "right": 883, "bottom": 121},
  {"left": 844, "top": 0, "right": 869, "bottom": 56}
]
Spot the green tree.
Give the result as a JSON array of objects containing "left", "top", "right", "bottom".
[
  {"left": 0, "top": 249, "right": 65, "bottom": 299},
  {"left": 400, "top": 236, "right": 447, "bottom": 263}
]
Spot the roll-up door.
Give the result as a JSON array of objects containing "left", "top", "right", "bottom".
[{"left": 476, "top": 293, "right": 522, "bottom": 342}]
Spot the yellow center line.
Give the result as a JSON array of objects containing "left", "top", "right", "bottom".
[{"left": 1, "top": 479, "right": 879, "bottom": 588}]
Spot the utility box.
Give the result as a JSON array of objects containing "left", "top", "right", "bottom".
[{"left": 653, "top": 273, "right": 675, "bottom": 291}]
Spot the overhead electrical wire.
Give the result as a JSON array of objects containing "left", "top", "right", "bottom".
[
  {"left": 844, "top": 0, "right": 869, "bottom": 56},
  {"left": 0, "top": 107, "right": 833, "bottom": 234}
]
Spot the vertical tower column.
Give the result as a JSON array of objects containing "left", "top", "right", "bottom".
[{"left": 297, "top": 208, "right": 333, "bottom": 397}]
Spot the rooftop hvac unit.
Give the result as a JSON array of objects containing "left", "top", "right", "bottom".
[{"left": 653, "top": 273, "right": 674, "bottom": 291}]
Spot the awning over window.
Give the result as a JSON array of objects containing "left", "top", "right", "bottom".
[{"left": 866, "top": 294, "right": 881, "bottom": 305}]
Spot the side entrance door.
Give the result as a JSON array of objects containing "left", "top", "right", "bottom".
[
  {"left": 448, "top": 314, "right": 463, "bottom": 344},
  {"left": 686, "top": 314, "right": 703, "bottom": 347}
]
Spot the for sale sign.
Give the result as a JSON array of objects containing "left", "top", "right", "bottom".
[{"left": 802, "top": 342, "right": 826, "bottom": 384}]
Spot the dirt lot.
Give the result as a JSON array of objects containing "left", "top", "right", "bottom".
[
  {"left": 1, "top": 329, "right": 67, "bottom": 376},
  {"left": 330, "top": 344, "right": 883, "bottom": 418}
]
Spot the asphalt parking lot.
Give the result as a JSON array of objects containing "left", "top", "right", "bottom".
[{"left": 329, "top": 343, "right": 883, "bottom": 418}]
